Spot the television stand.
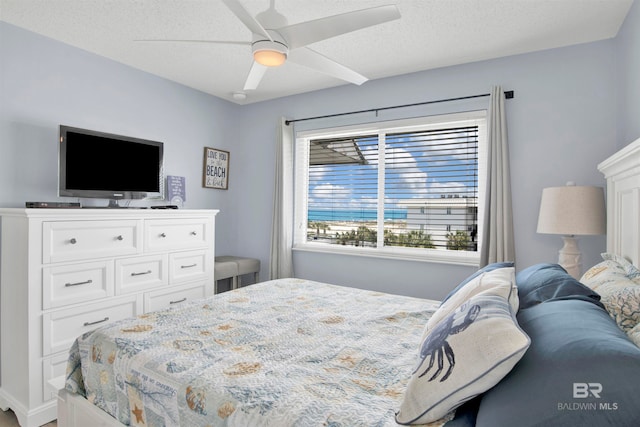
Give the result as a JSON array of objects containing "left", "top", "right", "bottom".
[
  {"left": 88, "top": 200, "right": 133, "bottom": 209},
  {"left": 0, "top": 208, "right": 218, "bottom": 427}
]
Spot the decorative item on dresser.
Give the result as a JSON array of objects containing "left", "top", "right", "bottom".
[{"left": 0, "top": 208, "right": 218, "bottom": 427}]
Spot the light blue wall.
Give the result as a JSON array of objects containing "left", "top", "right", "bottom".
[
  {"left": 616, "top": 0, "right": 640, "bottom": 148},
  {"left": 2, "top": 3, "right": 639, "bottom": 299},
  {"left": 0, "top": 22, "right": 241, "bottom": 250},
  {"left": 235, "top": 40, "right": 618, "bottom": 299}
]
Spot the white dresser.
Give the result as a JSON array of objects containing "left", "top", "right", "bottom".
[{"left": 0, "top": 208, "right": 218, "bottom": 427}]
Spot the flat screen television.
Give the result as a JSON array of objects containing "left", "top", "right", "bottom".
[{"left": 59, "top": 125, "right": 164, "bottom": 203}]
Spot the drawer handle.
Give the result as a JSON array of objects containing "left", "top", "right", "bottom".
[
  {"left": 160, "top": 233, "right": 167, "bottom": 238},
  {"left": 69, "top": 238, "right": 77, "bottom": 245},
  {"left": 116, "top": 235, "right": 124, "bottom": 241},
  {"left": 83, "top": 317, "right": 109, "bottom": 327},
  {"left": 170, "top": 298, "right": 187, "bottom": 305},
  {"left": 131, "top": 270, "right": 152, "bottom": 277},
  {"left": 65, "top": 279, "right": 93, "bottom": 287},
  {"left": 181, "top": 263, "right": 197, "bottom": 269},
  {"left": 190, "top": 231, "right": 197, "bottom": 236}
]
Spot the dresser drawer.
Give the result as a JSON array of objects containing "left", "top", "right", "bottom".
[
  {"left": 144, "top": 281, "right": 208, "bottom": 312},
  {"left": 169, "top": 250, "right": 211, "bottom": 284},
  {"left": 42, "top": 295, "right": 142, "bottom": 356},
  {"left": 145, "top": 218, "right": 211, "bottom": 252},
  {"left": 43, "top": 220, "right": 142, "bottom": 263},
  {"left": 43, "top": 260, "right": 114, "bottom": 309},
  {"left": 43, "top": 353, "right": 68, "bottom": 402},
  {"left": 115, "top": 254, "right": 168, "bottom": 294}
]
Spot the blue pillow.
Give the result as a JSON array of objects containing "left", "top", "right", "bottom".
[
  {"left": 515, "top": 263, "right": 603, "bottom": 310},
  {"left": 441, "top": 262, "right": 514, "bottom": 305},
  {"left": 442, "top": 397, "right": 480, "bottom": 427},
  {"left": 475, "top": 299, "right": 640, "bottom": 427}
]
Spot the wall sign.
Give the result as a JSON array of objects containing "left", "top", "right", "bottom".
[{"left": 203, "top": 147, "right": 229, "bottom": 190}]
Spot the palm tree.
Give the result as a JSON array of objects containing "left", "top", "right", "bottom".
[
  {"left": 446, "top": 230, "right": 471, "bottom": 250},
  {"left": 385, "top": 230, "right": 435, "bottom": 248},
  {"left": 309, "top": 221, "right": 330, "bottom": 238},
  {"left": 336, "top": 226, "right": 377, "bottom": 246}
]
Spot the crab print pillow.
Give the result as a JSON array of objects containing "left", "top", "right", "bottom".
[
  {"left": 396, "top": 279, "right": 530, "bottom": 425},
  {"left": 422, "top": 266, "right": 518, "bottom": 340}
]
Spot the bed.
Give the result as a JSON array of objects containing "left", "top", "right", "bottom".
[
  {"left": 59, "top": 138, "right": 640, "bottom": 427},
  {"left": 61, "top": 278, "right": 443, "bottom": 426}
]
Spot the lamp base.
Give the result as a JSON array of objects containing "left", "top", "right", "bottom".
[{"left": 558, "top": 235, "right": 582, "bottom": 279}]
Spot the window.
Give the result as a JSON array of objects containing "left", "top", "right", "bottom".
[{"left": 294, "top": 111, "right": 486, "bottom": 265}]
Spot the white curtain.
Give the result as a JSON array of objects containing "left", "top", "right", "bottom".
[
  {"left": 480, "top": 86, "right": 516, "bottom": 266},
  {"left": 269, "top": 117, "right": 294, "bottom": 279}
]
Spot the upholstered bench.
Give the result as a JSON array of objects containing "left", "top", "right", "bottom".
[
  {"left": 214, "top": 256, "right": 260, "bottom": 290},
  {"left": 213, "top": 259, "right": 238, "bottom": 293}
]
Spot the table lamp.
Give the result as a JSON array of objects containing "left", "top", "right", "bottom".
[{"left": 537, "top": 183, "right": 605, "bottom": 278}]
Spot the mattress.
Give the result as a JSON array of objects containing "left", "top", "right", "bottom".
[{"left": 65, "top": 278, "right": 441, "bottom": 426}]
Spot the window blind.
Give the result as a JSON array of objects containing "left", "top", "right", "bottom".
[
  {"left": 307, "top": 135, "right": 379, "bottom": 247},
  {"left": 384, "top": 126, "right": 478, "bottom": 250},
  {"left": 303, "top": 121, "right": 479, "bottom": 253}
]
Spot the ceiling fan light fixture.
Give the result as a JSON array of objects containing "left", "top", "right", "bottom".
[
  {"left": 252, "top": 39, "right": 288, "bottom": 67},
  {"left": 254, "top": 50, "right": 287, "bottom": 67}
]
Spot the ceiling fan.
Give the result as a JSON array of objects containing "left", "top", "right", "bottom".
[{"left": 139, "top": 0, "right": 401, "bottom": 92}]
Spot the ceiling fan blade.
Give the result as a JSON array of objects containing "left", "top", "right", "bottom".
[
  {"left": 288, "top": 48, "right": 367, "bottom": 86},
  {"left": 243, "top": 61, "right": 268, "bottom": 90},
  {"left": 222, "top": 0, "right": 272, "bottom": 40},
  {"left": 135, "top": 39, "right": 250, "bottom": 46},
  {"left": 278, "top": 5, "right": 400, "bottom": 50}
]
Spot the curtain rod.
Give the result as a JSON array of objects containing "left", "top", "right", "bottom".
[{"left": 285, "top": 90, "right": 514, "bottom": 126}]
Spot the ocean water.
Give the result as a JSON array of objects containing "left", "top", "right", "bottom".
[{"left": 308, "top": 209, "right": 407, "bottom": 222}]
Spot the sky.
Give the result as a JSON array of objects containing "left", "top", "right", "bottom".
[{"left": 307, "top": 126, "right": 479, "bottom": 216}]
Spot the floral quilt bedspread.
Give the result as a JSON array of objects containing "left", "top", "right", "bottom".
[{"left": 65, "top": 278, "right": 441, "bottom": 427}]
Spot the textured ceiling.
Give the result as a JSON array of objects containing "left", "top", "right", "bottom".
[{"left": 0, "top": 0, "right": 633, "bottom": 104}]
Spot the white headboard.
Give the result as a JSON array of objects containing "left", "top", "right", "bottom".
[{"left": 598, "top": 137, "right": 640, "bottom": 266}]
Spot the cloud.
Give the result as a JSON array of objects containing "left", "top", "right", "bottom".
[
  {"left": 311, "top": 183, "right": 350, "bottom": 199},
  {"left": 308, "top": 134, "right": 477, "bottom": 210}
]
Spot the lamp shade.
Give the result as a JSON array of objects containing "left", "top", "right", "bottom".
[{"left": 537, "top": 185, "right": 605, "bottom": 236}]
